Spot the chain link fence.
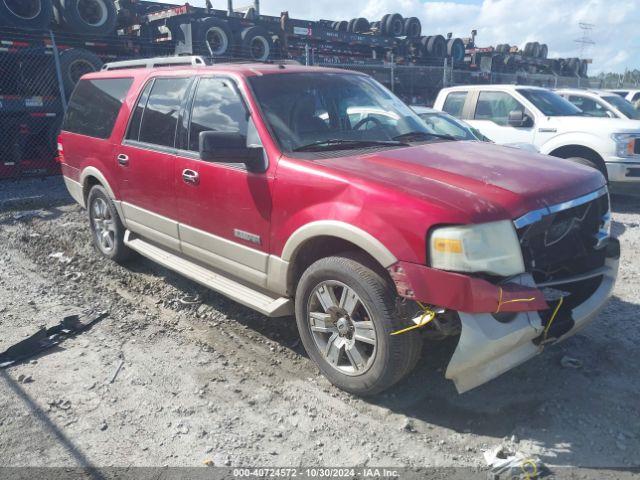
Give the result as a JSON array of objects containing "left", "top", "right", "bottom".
[{"left": 0, "top": 25, "right": 600, "bottom": 181}]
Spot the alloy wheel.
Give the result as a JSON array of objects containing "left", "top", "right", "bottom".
[
  {"left": 307, "top": 280, "right": 377, "bottom": 376},
  {"left": 91, "top": 197, "right": 116, "bottom": 254}
]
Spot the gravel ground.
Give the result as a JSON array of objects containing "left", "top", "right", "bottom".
[{"left": 0, "top": 176, "right": 639, "bottom": 476}]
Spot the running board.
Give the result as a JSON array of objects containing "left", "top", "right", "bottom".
[{"left": 124, "top": 232, "right": 293, "bottom": 317}]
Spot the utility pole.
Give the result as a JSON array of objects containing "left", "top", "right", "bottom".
[{"left": 574, "top": 22, "right": 595, "bottom": 57}]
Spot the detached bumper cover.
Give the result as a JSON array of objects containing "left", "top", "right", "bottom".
[
  {"left": 388, "top": 262, "right": 548, "bottom": 313},
  {"left": 389, "top": 238, "right": 620, "bottom": 393}
]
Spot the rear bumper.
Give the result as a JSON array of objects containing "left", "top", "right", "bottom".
[{"left": 389, "top": 238, "right": 620, "bottom": 393}]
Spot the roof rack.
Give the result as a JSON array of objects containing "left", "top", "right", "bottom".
[{"left": 102, "top": 55, "right": 208, "bottom": 71}]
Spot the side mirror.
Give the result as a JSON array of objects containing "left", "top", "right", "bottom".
[
  {"left": 199, "top": 131, "right": 264, "bottom": 170},
  {"left": 605, "top": 110, "right": 616, "bottom": 119},
  {"left": 507, "top": 110, "right": 532, "bottom": 128}
]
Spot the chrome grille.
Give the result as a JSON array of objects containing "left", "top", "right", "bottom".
[{"left": 514, "top": 188, "right": 610, "bottom": 284}]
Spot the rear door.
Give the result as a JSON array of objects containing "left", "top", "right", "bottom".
[
  {"left": 117, "top": 76, "right": 193, "bottom": 251},
  {"left": 466, "top": 90, "right": 535, "bottom": 144},
  {"left": 174, "top": 76, "right": 273, "bottom": 287}
]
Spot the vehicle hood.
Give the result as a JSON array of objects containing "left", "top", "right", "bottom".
[
  {"left": 312, "top": 141, "right": 605, "bottom": 222},
  {"left": 549, "top": 116, "right": 640, "bottom": 133}
]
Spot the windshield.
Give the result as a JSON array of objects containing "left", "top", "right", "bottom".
[
  {"left": 249, "top": 73, "right": 444, "bottom": 152},
  {"left": 603, "top": 95, "right": 640, "bottom": 119},
  {"left": 418, "top": 112, "right": 479, "bottom": 141},
  {"left": 517, "top": 88, "right": 582, "bottom": 116}
]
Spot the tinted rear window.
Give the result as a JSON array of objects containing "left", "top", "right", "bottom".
[{"left": 63, "top": 78, "right": 133, "bottom": 139}]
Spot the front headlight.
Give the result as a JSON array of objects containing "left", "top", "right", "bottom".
[
  {"left": 611, "top": 132, "right": 640, "bottom": 157},
  {"left": 429, "top": 220, "right": 525, "bottom": 277}
]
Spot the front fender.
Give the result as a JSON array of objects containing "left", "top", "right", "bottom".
[{"left": 539, "top": 131, "right": 608, "bottom": 158}]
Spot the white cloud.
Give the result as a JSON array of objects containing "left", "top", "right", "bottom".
[{"left": 155, "top": 0, "right": 639, "bottom": 73}]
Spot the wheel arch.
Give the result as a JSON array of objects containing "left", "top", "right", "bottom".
[
  {"left": 280, "top": 221, "right": 398, "bottom": 296},
  {"left": 79, "top": 167, "right": 126, "bottom": 222},
  {"left": 546, "top": 144, "right": 608, "bottom": 177}
]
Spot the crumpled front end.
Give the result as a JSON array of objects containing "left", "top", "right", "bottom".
[{"left": 388, "top": 187, "right": 620, "bottom": 393}]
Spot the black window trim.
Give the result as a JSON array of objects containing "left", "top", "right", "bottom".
[
  {"left": 123, "top": 77, "right": 155, "bottom": 144},
  {"left": 122, "top": 75, "right": 195, "bottom": 155}
]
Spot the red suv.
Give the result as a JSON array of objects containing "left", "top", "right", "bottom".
[{"left": 59, "top": 62, "right": 619, "bottom": 395}]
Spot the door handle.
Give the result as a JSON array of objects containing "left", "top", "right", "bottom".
[
  {"left": 182, "top": 169, "right": 199, "bottom": 185},
  {"left": 117, "top": 154, "right": 129, "bottom": 166}
]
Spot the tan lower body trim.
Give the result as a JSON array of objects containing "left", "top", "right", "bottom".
[
  {"left": 179, "top": 224, "right": 268, "bottom": 272},
  {"left": 63, "top": 177, "right": 85, "bottom": 208},
  {"left": 121, "top": 202, "right": 289, "bottom": 297},
  {"left": 181, "top": 241, "right": 267, "bottom": 287},
  {"left": 127, "top": 219, "right": 181, "bottom": 252}
]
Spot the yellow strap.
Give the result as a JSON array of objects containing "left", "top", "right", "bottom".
[
  {"left": 521, "top": 458, "right": 539, "bottom": 480},
  {"left": 391, "top": 302, "right": 436, "bottom": 336},
  {"left": 543, "top": 296, "right": 564, "bottom": 341},
  {"left": 495, "top": 286, "right": 536, "bottom": 313}
]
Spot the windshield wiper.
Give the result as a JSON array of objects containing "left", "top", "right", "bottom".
[
  {"left": 393, "top": 131, "right": 457, "bottom": 142},
  {"left": 292, "top": 139, "right": 407, "bottom": 152}
]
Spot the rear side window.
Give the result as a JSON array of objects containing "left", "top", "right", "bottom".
[
  {"left": 63, "top": 78, "right": 133, "bottom": 139},
  {"left": 136, "top": 77, "right": 191, "bottom": 148},
  {"left": 442, "top": 92, "right": 467, "bottom": 118}
]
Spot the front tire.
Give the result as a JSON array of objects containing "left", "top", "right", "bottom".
[
  {"left": 87, "top": 185, "right": 131, "bottom": 263},
  {"left": 295, "top": 254, "right": 422, "bottom": 396},
  {"left": 566, "top": 156, "right": 608, "bottom": 181}
]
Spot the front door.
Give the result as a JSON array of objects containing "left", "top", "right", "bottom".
[
  {"left": 466, "top": 90, "right": 536, "bottom": 145},
  {"left": 174, "top": 76, "right": 273, "bottom": 287},
  {"left": 117, "top": 76, "right": 193, "bottom": 250}
]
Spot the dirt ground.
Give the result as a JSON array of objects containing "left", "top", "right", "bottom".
[{"left": 0, "top": 177, "right": 639, "bottom": 475}]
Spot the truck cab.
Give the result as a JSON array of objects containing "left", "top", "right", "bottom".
[
  {"left": 557, "top": 88, "right": 640, "bottom": 121},
  {"left": 60, "top": 64, "right": 619, "bottom": 395},
  {"left": 434, "top": 85, "right": 640, "bottom": 195}
]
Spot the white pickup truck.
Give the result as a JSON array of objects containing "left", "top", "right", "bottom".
[{"left": 433, "top": 85, "right": 640, "bottom": 194}]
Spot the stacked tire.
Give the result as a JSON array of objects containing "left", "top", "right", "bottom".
[
  {"left": 58, "top": 48, "right": 103, "bottom": 97},
  {"left": 523, "top": 41, "right": 549, "bottom": 59},
  {"left": 0, "top": 0, "right": 53, "bottom": 29},
  {"left": 194, "top": 17, "right": 234, "bottom": 57},
  {"left": 54, "top": 0, "right": 117, "bottom": 36},
  {"left": 420, "top": 35, "right": 446, "bottom": 58}
]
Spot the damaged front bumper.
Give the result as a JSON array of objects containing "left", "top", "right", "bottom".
[{"left": 388, "top": 238, "right": 620, "bottom": 393}]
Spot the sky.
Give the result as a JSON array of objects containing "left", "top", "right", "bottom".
[{"left": 157, "top": 0, "right": 639, "bottom": 74}]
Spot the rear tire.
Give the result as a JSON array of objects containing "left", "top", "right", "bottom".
[
  {"left": 87, "top": 185, "right": 132, "bottom": 263},
  {"left": 295, "top": 254, "right": 422, "bottom": 396}
]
